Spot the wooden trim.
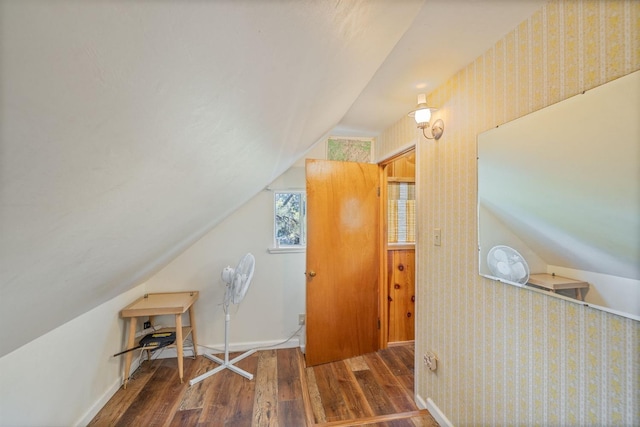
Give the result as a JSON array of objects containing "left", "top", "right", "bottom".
[
  {"left": 314, "top": 410, "right": 432, "bottom": 427},
  {"left": 297, "top": 349, "right": 316, "bottom": 427},
  {"left": 378, "top": 164, "right": 389, "bottom": 350},
  {"left": 386, "top": 177, "right": 415, "bottom": 183},
  {"left": 387, "top": 339, "right": 415, "bottom": 347},
  {"left": 387, "top": 243, "right": 415, "bottom": 251},
  {"left": 377, "top": 145, "right": 416, "bottom": 165},
  {"left": 377, "top": 148, "right": 416, "bottom": 350}
]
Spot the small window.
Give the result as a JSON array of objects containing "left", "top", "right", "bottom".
[
  {"left": 388, "top": 182, "right": 415, "bottom": 243},
  {"left": 274, "top": 191, "right": 306, "bottom": 248}
]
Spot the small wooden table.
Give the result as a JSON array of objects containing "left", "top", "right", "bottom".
[
  {"left": 527, "top": 273, "right": 589, "bottom": 301},
  {"left": 120, "top": 291, "right": 199, "bottom": 388}
]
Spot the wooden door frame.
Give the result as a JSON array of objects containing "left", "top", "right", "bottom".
[{"left": 377, "top": 146, "right": 416, "bottom": 350}]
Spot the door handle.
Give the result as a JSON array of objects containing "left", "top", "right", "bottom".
[{"left": 307, "top": 270, "right": 317, "bottom": 277}]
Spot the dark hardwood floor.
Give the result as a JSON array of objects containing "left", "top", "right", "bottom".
[{"left": 89, "top": 343, "right": 439, "bottom": 427}]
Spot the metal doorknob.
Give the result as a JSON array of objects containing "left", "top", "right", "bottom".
[{"left": 308, "top": 270, "right": 317, "bottom": 277}]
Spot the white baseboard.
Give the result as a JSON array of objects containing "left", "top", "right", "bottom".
[
  {"left": 416, "top": 394, "right": 454, "bottom": 427},
  {"left": 74, "top": 356, "right": 144, "bottom": 427},
  {"left": 415, "top": 394, "right": 428, "bottom": 409},
  {"left": 169, "top": 337, "right": 301, "bottom": 359}
]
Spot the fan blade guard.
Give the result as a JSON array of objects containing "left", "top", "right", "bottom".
[
  {"left": 487, "top": 245, "right": 530, "bottom": 284},
  {"left": 231, "top": 253, "right": 255, "bottom": 304}
]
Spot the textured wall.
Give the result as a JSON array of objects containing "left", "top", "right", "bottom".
[{"left": 377, "top": 1, "right": 639, "bottom": 425}]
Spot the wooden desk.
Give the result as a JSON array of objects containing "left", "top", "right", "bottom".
[
  {"left": 527, "top": 274, "right": 589, "bottom": 301},
  {"left": 120, "top": 291, "right": 199, "bottom": 388}
]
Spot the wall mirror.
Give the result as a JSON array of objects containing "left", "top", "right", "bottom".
[{"left": 477, "top": 70, "right": 639, "bottom": 321}]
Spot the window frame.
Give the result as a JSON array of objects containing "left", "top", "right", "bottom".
[{"left": 271, "top": 190, "right": 306, "bottom": 253}]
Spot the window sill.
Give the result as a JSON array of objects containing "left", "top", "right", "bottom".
[{"left": 268, "top": 246, "right": 306, "bottom": 254}]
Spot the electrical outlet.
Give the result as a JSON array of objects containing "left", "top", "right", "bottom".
[
  {"left": 424, "top": 351, "right": 438, "bottom": 371},
  {"left": 143, "top": 321, "right": 151, "bottom": 329},
  {"left": 298, "top": 314, "right": 306, "bottom": 325}
]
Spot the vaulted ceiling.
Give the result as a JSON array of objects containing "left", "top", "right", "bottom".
[{"left": 0, "top": 0, "right": 546, "bottom": 357}]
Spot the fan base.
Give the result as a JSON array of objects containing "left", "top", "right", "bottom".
[{"left": 189, "top": 349, "right": 256, "bottom": 385}]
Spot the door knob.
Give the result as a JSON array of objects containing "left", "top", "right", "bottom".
[{"left": 308, "top": 270, "right": 317, "bottom": 277}]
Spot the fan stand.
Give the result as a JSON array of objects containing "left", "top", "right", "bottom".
[{"left": 189, "top": 312, "right": 256, "bottom": 386}]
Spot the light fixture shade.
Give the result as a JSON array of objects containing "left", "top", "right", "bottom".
[
  {"left": 408, "top": 93, "right": 444, "bottom": 140},
  {"left": 414, "top": 107, "right": 431, "bottom": 125},
  {"left": 409, "top": 93, "right": 433, "bottom": 127}
]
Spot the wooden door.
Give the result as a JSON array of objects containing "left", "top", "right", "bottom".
[{"left": 305, "top": 159, "right": 380, "bottom": 366}]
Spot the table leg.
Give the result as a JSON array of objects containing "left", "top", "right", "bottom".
[
  {"left": 576, "top": 288, "right": 583, "bottom": 301},
  {"left": 123, "top": 317, "right": 137, "bottom": 390},
  {"left": 175, "top": 314, "right": 183, "bottom": 383},
  {"left": 188, "top": 305, "right": 198, "bottom": 356}
]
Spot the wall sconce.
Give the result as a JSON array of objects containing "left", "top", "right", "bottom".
[{"left": 408, "top": 94, "right": 444, "bottom": 140}]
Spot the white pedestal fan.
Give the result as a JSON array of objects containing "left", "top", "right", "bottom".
[{"left": 190, "top": 253, "right": 256, "bottom": 385}]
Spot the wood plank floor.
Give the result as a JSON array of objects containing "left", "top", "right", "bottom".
[{"left": 89, "top": 343, "right": 439, "bottom": 427}]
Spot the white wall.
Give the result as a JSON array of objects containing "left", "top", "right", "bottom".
[
  {"left": 142, "top": 142, "right": 327, "bottom": 352},
  {"left": 144, "top": 165, "right": 312, "bottom": 352},
  {"left": 0, "top": 165, "right": 308, "bottom": 427},
  {"left": 0, "top": 284, "right": 146, "bottom": 427},
  {"left": 0, "top": 0, "right": 420, "bottom": 358},
  {"left": 0, "top": 144, "right": 322, "bottom": 426}
]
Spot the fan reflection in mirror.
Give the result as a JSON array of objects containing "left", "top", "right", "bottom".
[{"left": 486, "top": 245, "right": 530, "bottom": 285}]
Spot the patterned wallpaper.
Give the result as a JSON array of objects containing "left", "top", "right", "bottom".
[{"left": 376, "top": 1, "right": 639, "bottom": 425}]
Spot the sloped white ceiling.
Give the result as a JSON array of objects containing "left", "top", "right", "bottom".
[
  {"left": 0, "top": 0, "right": 425, "bottom": 357},
  {"left": 0, "top": 0, "right": 549, "bottom": 357},
  {"left": 337, "top": 0, "right": 549, "bottom": 136}
]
